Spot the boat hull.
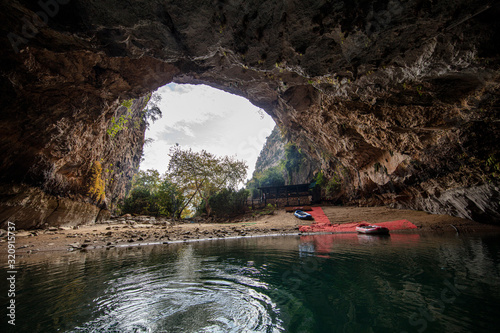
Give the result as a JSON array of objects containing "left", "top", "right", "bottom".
[
  {"left": 294, "top": 210, "right": 313, "bottom": 220},
  {"left": 356, "top": 225, "right": 390, "bottom": 235}
]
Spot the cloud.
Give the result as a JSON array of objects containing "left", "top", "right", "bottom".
[{"left": 141, "top": 83, "right": 275, "bottom": 179}]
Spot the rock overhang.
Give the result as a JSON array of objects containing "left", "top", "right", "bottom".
[{"left": 0, "top": 0, "right": 499, "bottom": 226}]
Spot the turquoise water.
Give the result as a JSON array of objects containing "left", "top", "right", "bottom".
[{"left": 2, "top": 233, "right": 500, "bottom": 332}]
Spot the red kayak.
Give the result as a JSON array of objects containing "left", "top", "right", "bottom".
[{"left": 356, "top": 224, "right": 390, "bottom": 235}]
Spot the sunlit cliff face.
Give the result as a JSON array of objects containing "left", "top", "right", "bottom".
[{"left": 0, "top": 0, "right": 499, "bottom": 227}]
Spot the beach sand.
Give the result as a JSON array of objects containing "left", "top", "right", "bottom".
[{"left": 2, "top": 205, "right": 498, "bottom": 256}]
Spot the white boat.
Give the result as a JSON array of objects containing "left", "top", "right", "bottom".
[
  {"left": 294, "top": 210, "right": 313, "bottom": 220},
  {"left": 355, "top": 224, "right": 390, "bottom": 235}
]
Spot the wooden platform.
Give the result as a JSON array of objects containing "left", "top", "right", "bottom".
[{"left": 285, "top": 206, "right": 312, "bottom": 212}]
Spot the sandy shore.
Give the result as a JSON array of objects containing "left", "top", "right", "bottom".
[{"left": 2, "top": 206, "right": 499, "bottom": 256}]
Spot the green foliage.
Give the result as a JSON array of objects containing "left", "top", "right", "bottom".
[
  {"left": 156, "top": 179, "right": 185, "bottom": 218},
  {"left": 261, "top": 167, "right": 286, "bottom": 187},
  {"left": 416, "top": 85, "right": 423, "bottom": 96},
  {"left": 252, "top": 203, "right": 276, "bottom": 217},
  {"left": 108, "top": 93, "right": 162, "bottom": 138},
  {"left": 168, "top": 145, "right": 248, "bottom": 217},
  {"left": 121, "top": 146, "right": 249, "bottom": 218},
  {"left": 107, "top": 98, "right": 134, "bottom": 137},
  {"left": 133, "top": 169, "right": 161, "bottom": 190},
  {"left": 282, "top": 142, "right": 306, "bottom": 183},
  {"left": 246, "top": 166, "right": 285, "bottom": 198},
  {"left": 141, "top": 92, "right": 162, "bottom": 127},
  {"left": 313, "top": 171, "right": 341, "bottom": 200},
  {"left": 107, "top": 111, "right": 132, "bottom": 137},
  {"left": 486, "top": 154, "right": 500, "bottom": 179},
  {"left": 313, "top": 171, "right": 326, "bottom": 187},
  {"left": 121, "top": 187, "right": 160, "bottom": 216},
  {"left": 121, "top": 99, "right": 133, "bottom": 109},
  {"left": 198, "top": 188, "right": 250, "bottom": 217},
  {"left": 324, "top": 173, "right": 341, "bottom": 199},
  {"left": 120, "top": 170, "right": 184, "bottom": 218}
]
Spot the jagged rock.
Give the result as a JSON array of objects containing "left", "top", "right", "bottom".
[
  {"left": 0, "top": 0, "right": 499, "bottom": 225},
  {"left": 254, "top": 125, "right": 320, "bottom": 184}
]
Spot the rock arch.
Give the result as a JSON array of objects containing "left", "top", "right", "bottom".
[{"left": 1, "top": 0, "right": 499, "bottom": 227}]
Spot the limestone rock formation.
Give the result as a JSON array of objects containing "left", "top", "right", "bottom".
[
  {"left": 0, "top": 0, "right": 499, "bottom": 226},
  {"left": 254, "top": 127, "right": 286, "bottom": 174},
  {"left": 253, "top": 125, "right": 320, "bottom": 185}
]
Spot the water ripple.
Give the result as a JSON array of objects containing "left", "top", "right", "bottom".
[{"left": 71, "top": 248, "right": 283, "bottom": 333}]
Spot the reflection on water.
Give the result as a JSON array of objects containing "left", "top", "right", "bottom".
[
  {"left": 2, "top": 233, "right": 500, "bottom": 332},
  {"left": 74, "top": 245, "right": 281, "bottom": 332}
]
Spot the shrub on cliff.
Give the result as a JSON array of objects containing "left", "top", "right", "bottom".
[{"left": 282, "top": 142, "right": 307, "bottom": 183}]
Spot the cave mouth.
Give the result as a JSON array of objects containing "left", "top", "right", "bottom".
[
  {"left": 1, "top": 0, "right": 499, "bottom": 228},
  {"left": 140, "top": 83, "right": 276, "bottom": 180}
]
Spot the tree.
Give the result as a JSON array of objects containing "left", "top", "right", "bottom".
[
  {"left": 142, "top": 92, "right": 162, "bottom": 127},
  {"left": 156, "top": 177, "right": 185, "bottom": 218},
  {"left": 120, "top": 169, "right": 161, "bottom": 216},
  {"left": 211, "top": 188, "right": 250, "bottom": 217},
  {"left": 120, "top": 169, "right": 185, "bottom": 217},
  {"left": 121, "top": 187, "right": 159, "bottom": 216},
  {"left": 133, "top": 169, "right": 161, "bottom": 190},
  {"left": 246, "top": 166, "right": 285, "bottom": 198},
  {"left": 167, "top": 145, "right": 248, "bottom": 216}
]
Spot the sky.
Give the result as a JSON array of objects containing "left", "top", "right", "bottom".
[{"left": 140, "top": 83, "right": 276, "bottom": 181}]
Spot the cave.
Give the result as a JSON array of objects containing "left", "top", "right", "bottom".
[{"left": 1, "top": 0, "right": 499, "bottom": 229}]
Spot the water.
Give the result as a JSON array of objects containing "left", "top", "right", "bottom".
[{"left": 2, "top": 233, "right": 500, "bottom": 332}]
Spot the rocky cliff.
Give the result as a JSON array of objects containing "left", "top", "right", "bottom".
[
  {"left": 254, "top": 126, "right": 286, "bottom": 174},
  {"left": 253, "top": 125, "right": 320, "bottom": 185},
  {"left": 1, "top": 0, "right": 499, "bottom": 227},
  {"left": 0, "top": 93, "right": 148, "bottom": 229}
]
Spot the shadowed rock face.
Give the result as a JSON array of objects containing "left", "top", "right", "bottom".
[{"left": 0, "top": 0, "right": 499, "bottom": 227}]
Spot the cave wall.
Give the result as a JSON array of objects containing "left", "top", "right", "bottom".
[
  {"left": 0, "top": 94, "right": 148, "bottom": 229},
  {"left": 1, "top": 0, "right": 499, "bottom": 227}
]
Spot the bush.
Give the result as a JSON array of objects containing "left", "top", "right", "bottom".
[
  {"left": 312, "top": 171, "right": 342, "bottom": 200},
  {"left": 121, "top": 187, "right": 159, "bottom": 216},
  {"left": 325, "top": 174, "right": 341, "bottom": 199},
  {"left": 119, "top": 171, "right": 184, "bottom": 217},
  {"left": 198, "top": 188, "right": 250, "bottom": 217},
  {"left": 246, "top": 166, "right": 285, "bottom": 198}
]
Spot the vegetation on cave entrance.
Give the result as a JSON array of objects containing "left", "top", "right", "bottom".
[
  {"left": 107, "top": 92, "right": 162, "bottom": 138},
  {"left": 120, "top": 145, "right": 248, "bottom": 218}
]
